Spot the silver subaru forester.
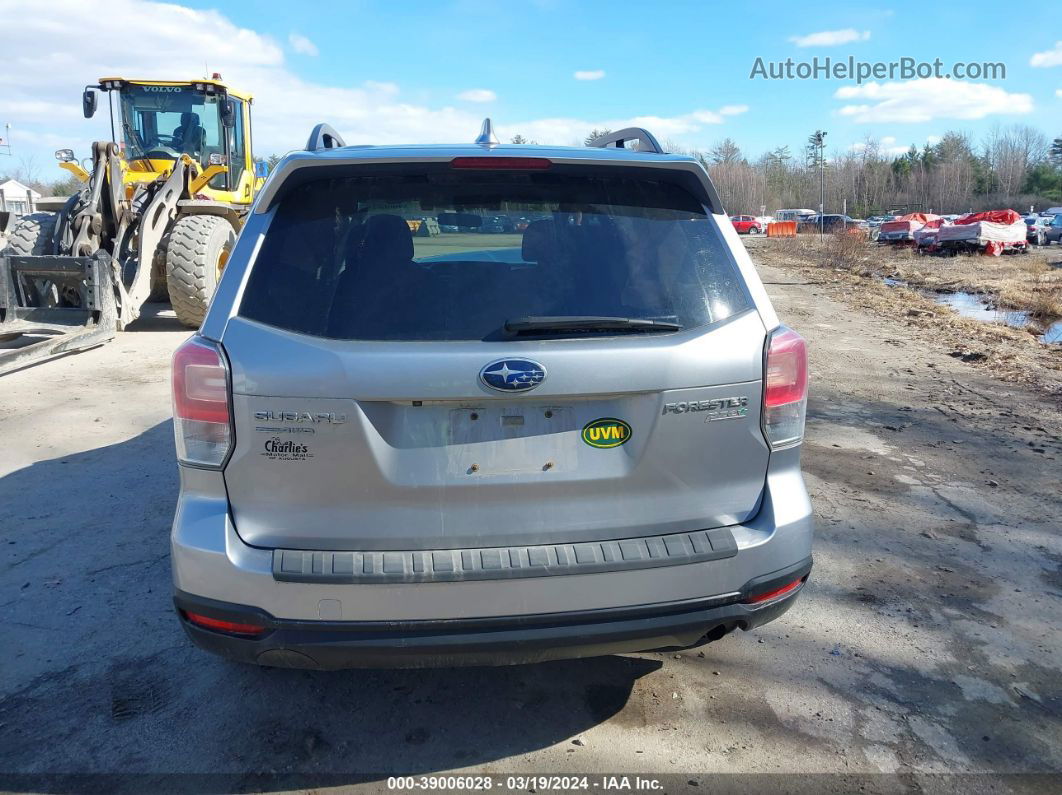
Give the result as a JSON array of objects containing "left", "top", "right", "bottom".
[{"left": 169, "top": 122, "right": 813, "bottom": 669}]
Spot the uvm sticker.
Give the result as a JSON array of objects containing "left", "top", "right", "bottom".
[{"left": 582, "top": 418, "right": 632, "bottom": 449}]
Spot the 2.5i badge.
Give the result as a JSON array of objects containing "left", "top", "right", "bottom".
[{"left": 582, "top": 418, "right": 632, "bottom": 449}]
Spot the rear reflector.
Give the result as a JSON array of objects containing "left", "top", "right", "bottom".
[
  {"left": 172, "top": 336, "right": 232, "bottom": 468},
  {"left": 451, "top": 157, "right": 552, "bottom": 170},
  {"left": 745, "top": 577, "right": 805, "bottom": 605},
  {"left": 182, "top": 610, "right": 267, "bottom": 636},
  {"left": 763, "top": 326, "right": 808, "bottom": 449}
]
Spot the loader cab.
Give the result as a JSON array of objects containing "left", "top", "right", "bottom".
[{"left": 95, "top": 78, "right": 256, "bottom": 206}]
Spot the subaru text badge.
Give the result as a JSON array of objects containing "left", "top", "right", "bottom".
[{"left": 479, "top": 359, "right": 546, "bottom": 392}]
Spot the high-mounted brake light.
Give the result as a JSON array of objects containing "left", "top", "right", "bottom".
[
  {"left": 763, "top": 326, "right": 808, "bottom": 449},
  {"left": 450, "top": 157, "right": 552, "bottom": 170},
  {"left": 172, "top": 336, "right": 232, "bottom": 468},
  {"left": 182, "top": 610, "right": 266, "bottom": 637}
]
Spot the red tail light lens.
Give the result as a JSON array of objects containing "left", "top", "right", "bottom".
[
  {"left": 450, "top": 157, "right": 552, "bottom": 170},
  {"left": 172, "top": 336, "right": 232, "bottom": 468},
  {"left": 763, "top": 326, "right": 808, "bottom": 449},
  {"left": 745, "top": 576, "right": 806, "bottom": 605},
  {"left": 182, "top": 610, "right": 266, "bottom": 636}
]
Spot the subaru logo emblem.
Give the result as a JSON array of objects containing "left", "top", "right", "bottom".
[{"left": 479, "top": 359, "right": 546, "bottom": 392}]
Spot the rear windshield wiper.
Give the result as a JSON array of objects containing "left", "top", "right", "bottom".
[{"left": 504, "top": 316, "right": 682, "bottom": 335}]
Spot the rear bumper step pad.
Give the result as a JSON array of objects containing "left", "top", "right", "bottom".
[{"left": 272, "top": 527, "right": 738, "bottom": 584}]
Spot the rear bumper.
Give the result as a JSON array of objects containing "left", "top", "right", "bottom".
[
  {"left": 171, "top": 446, "right": 814, "bottom": 667},
  {"left": 174, "top": 557, "right": 811, "bottom": 669}
]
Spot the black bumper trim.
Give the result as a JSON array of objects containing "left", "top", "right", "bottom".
[
  {"left": 174, "top": 556, "right": 812, "bottom": 669},
  {"left": 271, "top": 527, "right": 738, "bottom": 585}
]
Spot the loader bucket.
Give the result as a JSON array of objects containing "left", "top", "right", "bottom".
[{"left": 0, "top": 252, "right": 119, "bottom": 376}]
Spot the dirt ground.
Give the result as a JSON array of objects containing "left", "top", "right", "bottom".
[
  {"left": 751, "top": 236, "right": 1062, "bottom": 400},
  {"left": 1, "top": 248, "right": 1060, "bottom": 792}
]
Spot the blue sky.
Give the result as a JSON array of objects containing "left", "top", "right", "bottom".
[{"left": 1, "top": 0, "right": 1060, "bottom": 176}]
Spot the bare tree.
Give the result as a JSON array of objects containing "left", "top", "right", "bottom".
[
  {"left": 605, "top": 125, "right": 1059, "bottom": 217},
  {"left": 709, "top": 138, "right": 743, "bottom": 165},
  {"left": 984, "top": 124, "right": 1048, "bottom": 198}
]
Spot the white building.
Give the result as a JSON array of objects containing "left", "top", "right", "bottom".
[{"left": 0, "top": 179, "right": 42, "bottom": 218}]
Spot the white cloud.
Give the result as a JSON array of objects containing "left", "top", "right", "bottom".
[
  {"left": 848, "top": 135, "right": 931, "bottom": 157},
  {"left": 834, "top": 79, "right": 1033, "bottom": 123},
  {"left": 1030, "top": 42, "right": 1062, "bottom": 67},
  {"left": 790, "top": 29, "right": 870, "bottom": 47},
  {"left": 0, "top": 0, "right": 745, "bottom": 168},
  {"left": 456, "top": 89, "right": 496, "bottom": 103},
  {"left": 364, "top": 80, "right": 399, "bottom": 95},
  {"left": 288, "top": 32, "right": 318, "bottom": 56},
  {"left": 718, "top": 105, "right": 749, "bottom": 116},
  {"left": 1055, "top": 88, "right": 1062, "bottom": 98},
  {"left": 573, "top": 70, "right": 606, "bottom": 81}
]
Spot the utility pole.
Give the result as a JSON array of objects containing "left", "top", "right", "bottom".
[
  {"left": 810, "top": 130, "right": 828, "bottom": 238},
  {"left": 0, "top": 123, "right": 12, "bottom": 157}
]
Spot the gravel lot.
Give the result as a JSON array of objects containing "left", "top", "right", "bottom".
[{"left": 1, "top": 251, "right": 1060, "bottom": 792}]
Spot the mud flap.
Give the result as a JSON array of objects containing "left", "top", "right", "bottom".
[{"left": 0, "top": 251, "right": 118, "bottom": 376}]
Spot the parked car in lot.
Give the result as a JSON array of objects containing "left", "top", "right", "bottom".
[
  {"left": 1046, "top": 214, "right": 1062, "bottom": 245},
  {"left": 775, "top": 208, "right": 816, "bottom": 223},
  {"left": 169, "top": 123, "right": 814, "bottom": 669},
  {"left": 798, "top": 214, "right": 861, "bottom": 234},
  {"left": 480, "top": 215, "right": 515, "bottom": 233},
  {"left": 1025, "top": 215, "right": 1051, "bottom": 246},
  {"left": 865, "top": 215, "right": 897, "bottom": 241},
  {"left": 730, "top": 214, "right": 763, "bottom": 234}
]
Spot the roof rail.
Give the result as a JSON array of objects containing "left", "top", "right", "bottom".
[
  {"left": 588, "top": 127, "right": 664, "bottom": 154},
  {"left": 306, "top": 123, "right": 346, "bottom": 151}
]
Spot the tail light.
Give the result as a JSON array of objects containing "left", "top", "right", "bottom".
[
  {"left": 181, "top": 610, "right": 266, "bottom": 637},
  {"left": 744, "top": 576, "right": 807, "bottom": 605},
  {"left": 763, "top": 326, "right": 808, "bottom": 449},
  {"left": 172, "top": 336, "right": 232, "bottom": 468}
]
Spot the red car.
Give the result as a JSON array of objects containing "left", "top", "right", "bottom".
[{"left": 730, "top": 214, "right": 762, "bottom": 235}]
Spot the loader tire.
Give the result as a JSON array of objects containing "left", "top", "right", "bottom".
[
  {"left": 148, "top": 232, "right": 171, "bottom": 302},
  {"left": 2, "top": 212, "right": 57, "bottom": 255},
  {"left": 166, "top": 215, "right": 235, "bottom": 328},
  {"left": 3, "top": 213, "right": 59, "bottom": 306}
]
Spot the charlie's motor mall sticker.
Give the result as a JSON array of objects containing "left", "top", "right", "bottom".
[
  {"left": 261, "top": 437, "right": 313, "bottom": 461},
  {"left": 582, "top": 418, "right": 632, "bottom": 449}
]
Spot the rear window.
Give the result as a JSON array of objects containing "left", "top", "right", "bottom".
[{"left": 239, "top": 164, "right": 752, "bottom": 341}]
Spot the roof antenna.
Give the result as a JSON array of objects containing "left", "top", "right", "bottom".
[{"left": 475, "top": 118, "right": 499, "bottom": 147}]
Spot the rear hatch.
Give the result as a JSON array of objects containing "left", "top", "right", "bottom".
[{"left": 220, "top": 160, "right": 769, "bottom": 551}]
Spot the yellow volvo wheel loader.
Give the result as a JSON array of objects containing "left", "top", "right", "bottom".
[{"left": 0, "top": 76, "right": 264, "bottom": 374}]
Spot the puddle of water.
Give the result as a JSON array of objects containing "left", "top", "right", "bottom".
[
  {"left": 934, "top": 291, "right": 1028, "bottom": 325},
  {"left": 933, "top": 292, "right": 1061, "bottom": 344},
  {"left": 881, "top": 278, "right": 1061, "bottom": 344}
]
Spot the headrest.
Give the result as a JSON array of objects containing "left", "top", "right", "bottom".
[
  {"left": 521, "top": 219, "right": 556, "bottom": 262},
  {"left": 360, "top": 213, "right": 414, "bottom": 262}
]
